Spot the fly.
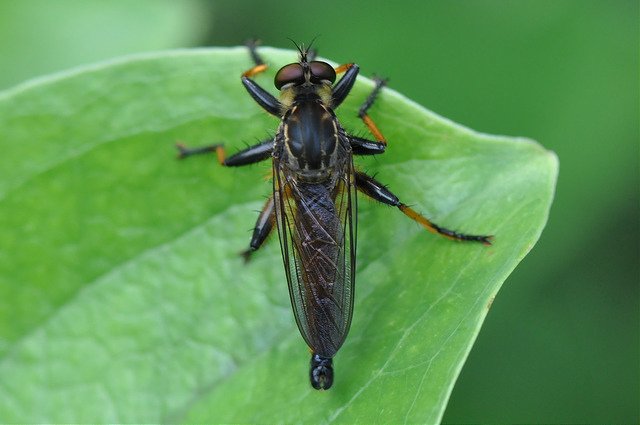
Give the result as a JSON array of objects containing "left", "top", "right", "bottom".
[{"left": 177, "top": 40, "right": 492, "bottom": 390}]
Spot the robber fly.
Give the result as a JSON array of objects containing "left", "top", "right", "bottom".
[{"left": 177, "top": 40, "right": 492, "bottom": 390}]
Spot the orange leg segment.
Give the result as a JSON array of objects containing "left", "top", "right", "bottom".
[
  {"left": 358, "top": 78, "right": 388, "bottom": 144},
  {"left": 242, "top": 39, "right": 269, "bottom": 78},
  {"left": 355, "top": 170, "right": 493, "bottom": 245},
  {"left": 243, "top": 63, "right": 268, "bottom": 78},
  {"left": 398, "top": 204, "right": 493, "bottom": 245},
  {"left": 176, "top": 142, "right": 226, "bottom": 165},
  {"left": 335, "top": 63, "right": 354, "bottom": 74}
]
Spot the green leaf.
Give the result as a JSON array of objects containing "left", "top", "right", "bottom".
[{"left": 0, "top": 47, "right": 557, "bottom": 423}]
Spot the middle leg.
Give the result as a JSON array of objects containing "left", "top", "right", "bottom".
[{"left": 176, "top": 137, "right": 273, "bottom": 167}]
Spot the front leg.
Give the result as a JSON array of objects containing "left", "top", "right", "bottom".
[
  {"left": 241, "top": 39, "right": 282, "bottom": 117},
  {"left": 331, "top": 64, "right": 360, "bottom": 109},
  {"left": 355, "top": 171, "right": 492, "bottom": 245}
]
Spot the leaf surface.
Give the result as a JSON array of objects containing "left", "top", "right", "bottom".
[{"left": 0, "top": 47, "right": 557, "bottom": 423}]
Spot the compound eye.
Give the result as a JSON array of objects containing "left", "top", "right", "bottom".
[
  {"left": 274, "top": 63, "right": 305, "bottom": 89},
  {"left": 309, "top": 61, "right": 336, "bottom": 84}
]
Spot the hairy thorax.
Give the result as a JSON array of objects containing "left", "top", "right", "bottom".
[{"left": 281, "top": 97, "right": 339, "bottom": 182}]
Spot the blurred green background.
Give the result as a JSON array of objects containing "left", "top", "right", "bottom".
[{"left": 1, "top": 0, "right": 636, "bottom": 422}]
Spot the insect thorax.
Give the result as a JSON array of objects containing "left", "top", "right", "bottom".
[{"left": 281, "top": 98, "right": 340, "bottom": 182}]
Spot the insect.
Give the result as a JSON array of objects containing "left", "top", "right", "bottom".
[{"left": 177, "top": 40, "right": 492, "bottom": 390}]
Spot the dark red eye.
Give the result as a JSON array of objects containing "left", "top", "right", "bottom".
[
  {"left": 274, "top": 63, "right": 305, "bottom": 89},
  {"left": 309, "top": 61, "right": 336, "bottom": 84}
]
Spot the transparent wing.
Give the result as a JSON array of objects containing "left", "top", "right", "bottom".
[{"left": 273, "top": 148, "right": 357, "bottom": 358}]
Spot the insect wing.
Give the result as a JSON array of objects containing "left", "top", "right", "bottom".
[{"left": 273, "top": 153, "right": 357, "bottom": 358}]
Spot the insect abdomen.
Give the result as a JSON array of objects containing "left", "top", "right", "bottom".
[{"left": 293, "top": 182, "right": 345, "bottom": 357}]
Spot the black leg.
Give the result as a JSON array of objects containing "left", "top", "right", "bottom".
[
  {"left": 331, "top": 64, "right": 360, "bottom": 109},
  {"left": 176, "top": 138, "right": 273, "bottom": 167},
  {"left": 175, "top": 143, "right": 219, "bottom": 158},
  {"left": 244, "top": 39, "right": 265, "bottom": 71},
  {"left": 224, "top": 139, "right": 273, "bottom": 166},
  {"left": 354, "top": 171, "right": 492, "bottom": 245},
  {"left": 348, "top": 136, "right": 386, "bottom": 156},
  {"left": 241, "top": 78, "right": 281, "bottom": 117},
  {"left": 240, "top": 196, "right": 275, "bottom": 262},
  {"left": 241, "top": 40, "right": 282, "bottom": 117}
]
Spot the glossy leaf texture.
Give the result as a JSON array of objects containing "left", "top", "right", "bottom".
[{"left": 0, "top": 47, "right": 557, "bottom": 423}]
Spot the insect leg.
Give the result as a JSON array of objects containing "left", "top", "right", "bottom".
[
  {"left": 242, "top": 39, "right": 282, "bottom": 117},
  {"left": 348, "top": 135, "right": 386, "bottom": 156},
  {"left": 240, "top": 196, "right": 275, "bottom": 262},
  {"left": 358, "top": 78, "right": 388, "bottom": 144},
  {"left": 176, "top": 138, "right": 273, "bottom": 167},
  {"left": 242, "top": 38, "right": 268, "bottom": 78},
  {"left": 355, "top": 171, "right": 492, "bottom": 245},
  {"left": 332, "top": 64, "right": 360, "bottom": 109}
]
